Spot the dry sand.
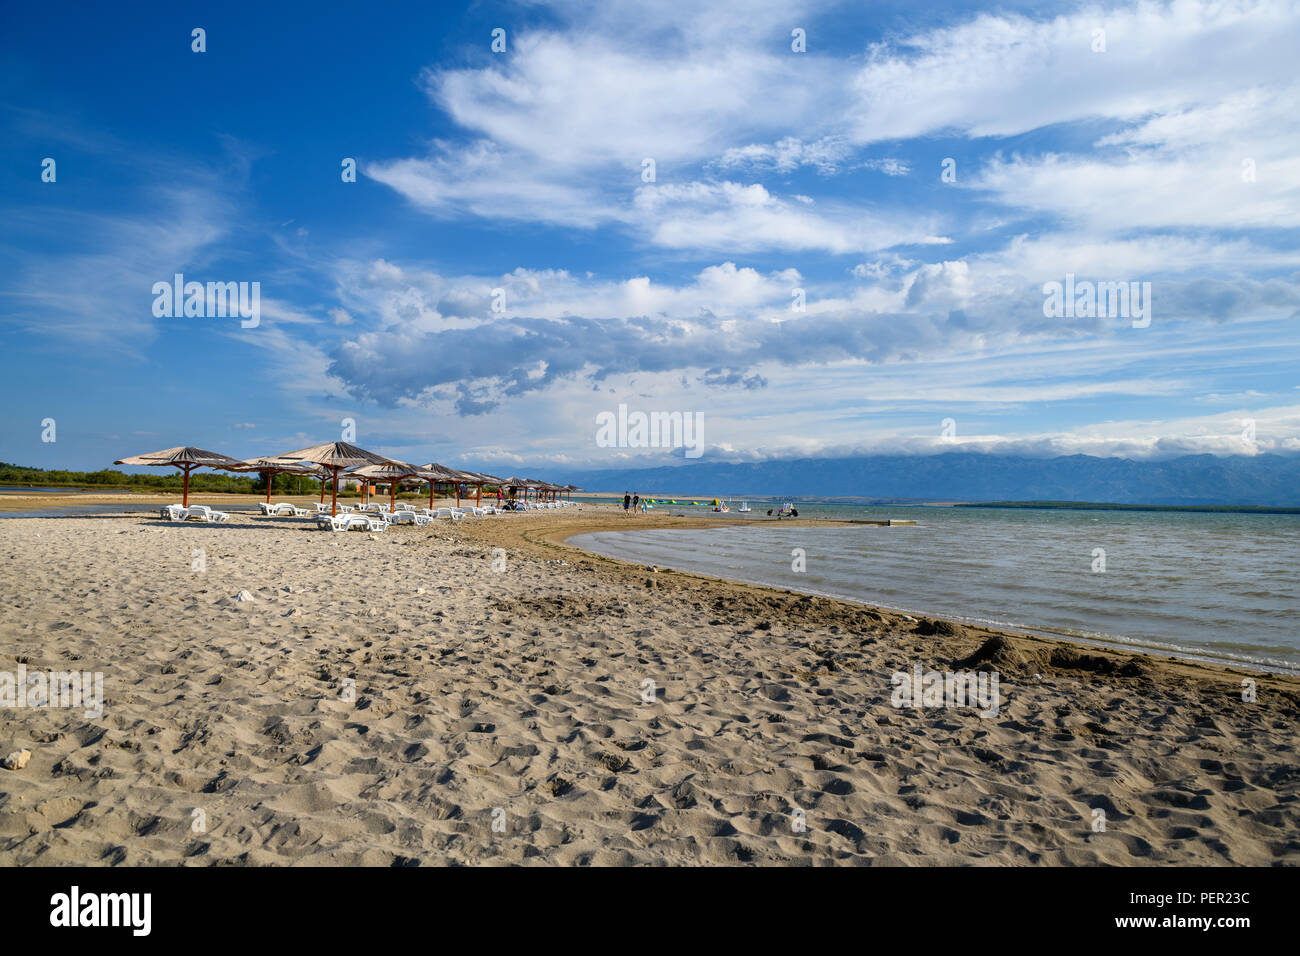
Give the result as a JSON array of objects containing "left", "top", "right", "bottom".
[{"left": 0, "top": 497, "right": 1297, "bottom": 865}]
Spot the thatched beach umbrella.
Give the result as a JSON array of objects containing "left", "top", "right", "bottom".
[
  {"left": 499, "top": 476, "right": 527, "bottom": 506},
  {"left": 114, "top": 445, "right": 245, "bottom": 508},
  {"left": 526, "top": 478, "right": 559, "bottom": 502},
  {"left": 269, "top": 442, "right": 391, "bottom": 516},
  {"left": 562, "top": 483, "right": 582, "bottom": 502},
  {"left": 352, "top": 460, "right": 427, "bottom": 512},
  {"left": 418, "top": 463, "right": 464, "bottom": 509},
  {"left": 452, "top": 468, "right": 506, "bottom": 506},
  {"left": 231, "top": 457, "right": 323, "bottom": 504}
]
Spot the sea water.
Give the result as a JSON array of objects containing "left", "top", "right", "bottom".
[{"left": 572, "top": 505, "right": 1300, "bottom": 674}]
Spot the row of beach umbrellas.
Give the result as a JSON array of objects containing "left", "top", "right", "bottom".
[{"left": 114, "top": 443, "right": 582, "bottom": 516}]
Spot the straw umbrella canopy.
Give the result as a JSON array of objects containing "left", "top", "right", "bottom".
[
  {"left": 230, "top": 457, "right": 324, "bottom": 504},
  {"left": 351, "top": 460, "right": 428, "bottom": 512},
  {"left": 450, "top": 468, "right": 506, "bottom": 506},
  {"left": 114, "top": 446, "right": 245, "bottom": 508},
  {"left": 268, "top": 442, "right": 391, "bottom": 516},
  {"left": 418, "top": 463, "right": 464, "bottom": 509},
  {"left": 525, "top": 478, "right": 558, "bottom": 502},
  {"left": 561, "top": 483, "right": 582, "bottom": 501},
  {"left": 498, "top": 476, "right": 529, "bottom": 505}
]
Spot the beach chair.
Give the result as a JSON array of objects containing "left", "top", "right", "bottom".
[
  {"left": 435, "top": 508, "right": 464, "bottom": 522},
  {"left": 159, "top": 504, "right": 188, "bottom": 521},
  {"left": 185, "top": 505, "right": 231, "bottom": 523},
  {"left": 386, "top": 510, "right": 430, "bottom": 527},
  {"left": 316, "top": 513, "right": 383, "bottom": 532},
  {"left": 395, "top": 502, "right": 416, "bottom": 512},
  {"left": 314, "top": 502, "right": 329, "bottom": 513}
]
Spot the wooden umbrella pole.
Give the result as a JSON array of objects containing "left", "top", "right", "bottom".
[
  {"left": 182, "top": 465, "right": 191, "bottom": 507},
  {"left": 266, "top": 470, "right": 273, "bottom": 504},
  {"left": 331, "top": 467, "right": 339, "bottom": 516},
  {"left": 476, "top": 482, "right": 481, "bottom": 506}
]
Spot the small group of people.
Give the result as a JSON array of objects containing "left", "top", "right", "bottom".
[{"left": 622, "top": 491, "right": 647, "bottom": 514}]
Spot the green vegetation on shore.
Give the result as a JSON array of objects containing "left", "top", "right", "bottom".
[
  {"left": 1, "top": 461, "right": 277, "bottom": 495},
  {"left": 0, "top": 462, "right": 484, "bottom": 500}
]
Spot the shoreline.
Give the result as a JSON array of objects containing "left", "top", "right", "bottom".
[
  {"left": 560, "top": 526, "right": 1298, "bottom": 678},
  {"left": 450, "top": 508, "right": 1300, "bottom": 691},
  {"left": 3, "top": 490, "right": 1294, "bottom": 680}
]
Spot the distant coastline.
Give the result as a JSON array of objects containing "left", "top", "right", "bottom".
[{"left": 954, "top": 500, "right": 1300, "bottom": 515}]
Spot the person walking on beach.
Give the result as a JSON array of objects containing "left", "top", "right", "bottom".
[
  {"left": 623, "top": 492, "right": 631, "bottom": 512},
  {"left": 632, "top": 493, "right": 640, "bottom": 514}
]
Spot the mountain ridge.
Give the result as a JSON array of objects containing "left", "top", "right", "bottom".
[{"left": 559, "top": 452, "right": 1300, "bottom": 506}]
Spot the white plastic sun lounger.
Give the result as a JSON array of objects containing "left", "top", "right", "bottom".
[
  {"left": 159, "top": 504, "right": 188, "bottom": 521},
  {"left": 260, "top": 502, "right": 307, "bottom": 516},
  {"left": 386, "top": 510, "right": 430, "bottom": 527},
  {"left": 184, "top": 505, "right": 231, "bottom": 523},
  {"left": 316, "top": 513, "right": 386, "bottom": 532},
  {"left": 435, "top": 508, "right": 464, "bottom": 522}
]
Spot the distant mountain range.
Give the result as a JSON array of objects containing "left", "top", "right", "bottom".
[{"left": 562, "top": 453, "right": 1300, "bottom": 506}]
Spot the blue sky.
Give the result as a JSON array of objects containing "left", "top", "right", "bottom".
[{"left": 2, "top": 0, "right": 1298, "bottom": 474}]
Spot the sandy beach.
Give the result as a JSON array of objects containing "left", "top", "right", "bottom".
[{"left": 0, "top": 496, "right": 1297, "bottom": 866}]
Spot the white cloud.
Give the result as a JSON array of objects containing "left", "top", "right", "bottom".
[{"left": 846, "top": 0, "right": 1300, "bottom": 144}]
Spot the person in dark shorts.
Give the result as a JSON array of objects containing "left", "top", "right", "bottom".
[{"left": 623, "top": 492, "right": 631, "bottom": 511}]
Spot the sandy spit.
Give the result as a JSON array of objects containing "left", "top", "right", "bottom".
[{"left": 0, "top": 499, "right": 1296, "bottom": 866}]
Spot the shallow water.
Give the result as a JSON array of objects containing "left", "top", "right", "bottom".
[{"left": 572, "top": 505, "right": 1300, "bottom": 674}]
